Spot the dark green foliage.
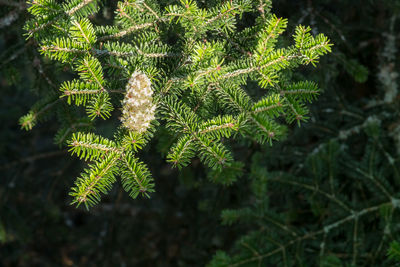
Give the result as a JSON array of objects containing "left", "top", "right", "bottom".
[
  {"left": 388, "top": 241, "right": 400, "bottom": 262},
  {"left": 21, "top": 0, "right": 331, "bottom": 209},
  {"left": 208, "top": 0, "right": 400, "bottom": 266},
  {"left": 3, "top": 0, "right": 399, "bottom": 266}
]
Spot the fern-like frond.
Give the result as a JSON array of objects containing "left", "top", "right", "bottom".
[
  {"left": 199, "top": 115, "right": 239, "bottom": 139},
  {"left": 70, "top": 18, "right": 97, "bottom": 45},
  {"left": 196, "top": 134, "right": 233, "bottom": 170},
  {"left": 120, "top": 152, "right": 155, "bottom": 199},
  {"left": 86, "top": 93, "right": 113, "bottom": 120},
  {"left": 60, "top": 79, "right": 103, "bottom": 105},
  {"left": 167, "top": 134, "right": 197, "bottom": 169},
  {"left": 68, "top": 132, "right": 119, "bottom": 161},
  {"left": 70, "top": 151, "right": 119, "bottom": 209}
]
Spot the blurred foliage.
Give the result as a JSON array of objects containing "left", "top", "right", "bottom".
[
  {"left": 1, "top": 0, "right": 400, "bottom": 266},
  {"left": 209, "top": 0, "right": 400, "bottom": 266}
]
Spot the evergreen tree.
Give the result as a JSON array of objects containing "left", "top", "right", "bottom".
[
  {"left": 3, "top": 0, "right": 399, "bottom": 266},
  {"left": 21, "top": 0, "right": 332, "bottom": 209}
]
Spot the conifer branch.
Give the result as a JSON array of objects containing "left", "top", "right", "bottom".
[
  {"left": 20, "top": 97, "right": 62, "bottom": 130},
  {"left": 225, "top": 202, "right": 389, "bottom": 267},
  {"left": 26, "top": 0, "right": 97, "bottom": 37},
  {"left": 70, "top": 152, "right": 119, "bottom": 209},
  {"left": 23, "top": 0, "right": 332, "bottom": 209},
  {"left": 268, "top": 176, "right": 352, "bottom": 212},
  {"left": 98, "top": 22, "right": 154, "bottom": 41}
]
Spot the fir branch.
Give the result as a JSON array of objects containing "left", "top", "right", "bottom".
[
  {"left": 26, "top": 0, "right": 97, "bottom": 37},
  {"left": 70, "top": 151, "right": 119, "bottom": 209},
  {"left": 20, "top": 97, "right": 62, "bottom": 130},
  {"left": 225, "top": 202, "right": 390, "bottom": 267},
  {"left": 268, "top": 175, "right": 352, "bottom": 212},
  {"left": 68, "top": 132, "right": 121, "bottom": 161},
  {"left": 23, "top": 0, "right": 332, "bottom": 210},
  {"left": 167, "top": 134, "right": 197, "bottom": 168},
  {"left": 98, "top": 22, "right": 154, "bottom": 41},
  {"left": 66, "top": 0, "right": 94, "bottom": 16},
  {"left": 120, "top": 152, "right": 154, "bottom": 198}
]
